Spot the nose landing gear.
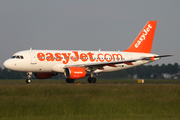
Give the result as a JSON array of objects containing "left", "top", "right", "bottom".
[{"left": 26, "top": 72, "right": 32, "bottom": 83}]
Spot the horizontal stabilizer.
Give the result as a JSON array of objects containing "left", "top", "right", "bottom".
[{"left": 142, "top": 55, "right": 173, "bottom": 61}]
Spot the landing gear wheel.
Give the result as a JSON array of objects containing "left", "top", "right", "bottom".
[
  {"left": 26, "top": 79, "right": 32, "bottom": 83},
  {"left": 26, "top": 72, "right": 32, "bottom": 83},
  {"left": 87, "top": 77, "right": 96, "bottom": 83},
  {"left": 91, "top": 77, "right": 96, "bottom": 83},
  {"left": 88, "top": 77, "right": 91, "bottom": 83},
  {"left": 66, "top": 79, "right": 75, "bottom": 83}
]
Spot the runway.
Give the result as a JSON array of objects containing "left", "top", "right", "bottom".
[{"left": 0, "top": 82, "right": 180, "bottom": 85}]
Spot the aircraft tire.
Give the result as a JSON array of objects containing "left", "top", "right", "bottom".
[
  {"left": 87, "top": 77, "right": 96, "bottom": 83},
  {"left": 87, "top": 77, "right": 92, "bottom": 83},
  {"left": 26, "top": 79, "right": 31, "bottom": 83},
  {"left": 91, "top": 77, "right": 96, "bottom": 83},
  {"left": 66, "top": 79, "right": 75, "bottom": 83}
]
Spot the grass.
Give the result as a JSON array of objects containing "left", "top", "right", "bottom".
[{"left": 0, "top": 80, "right": 180, "bottom": 120}]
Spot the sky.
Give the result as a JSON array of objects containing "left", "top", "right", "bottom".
[{"left": 0, "top": 0, "right": 180, "bottom": 67}]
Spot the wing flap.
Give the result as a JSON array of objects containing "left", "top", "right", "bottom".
[
  {"left": 64, "top": 58, "right": 141, "bottom": 68},
  {"left": 64, "top": 54, "right": 173, "bottom": 69}
]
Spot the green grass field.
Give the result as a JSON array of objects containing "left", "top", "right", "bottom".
[{"left": 0, "top": 79, "right": 180, "bottom": 120}]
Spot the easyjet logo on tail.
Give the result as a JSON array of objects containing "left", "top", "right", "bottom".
[{"left": 135, "top": 24, "right": 152, "bottom": 48}]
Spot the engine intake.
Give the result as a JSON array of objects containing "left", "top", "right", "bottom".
[{"left": 64, "top": 67, "right": 86, "bottom": 79}]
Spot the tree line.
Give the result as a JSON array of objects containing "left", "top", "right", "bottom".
[
  {"left": 0, "top": 63, "right": 179, "bottom": 79},
  {"left": 0, "top": 67, "right": 26, "bottom": 79},
  {"left": 99, "top": 63, "right": 180, "bottom": 79},
  {"left": 127, "top": 63, "right": 179, "bottom": 79}
]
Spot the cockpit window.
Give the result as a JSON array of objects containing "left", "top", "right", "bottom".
[
  {"left": 11, "top": 56, "right": 16, "bottom": 59},
  {"left": 11, "top": 55, "right": 24, "bottom": 59}
]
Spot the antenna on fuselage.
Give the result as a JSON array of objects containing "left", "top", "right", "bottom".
[
  {"left": 99, "top": 49, "right": 101, "bottom": 51},
  {"left": 30, "top": 47, "right": 32, "bottom": 50}
]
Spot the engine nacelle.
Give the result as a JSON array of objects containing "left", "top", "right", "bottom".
[
  {"left": 64, "top": 67, "right": 86, "bottom": 79},
  {"left": 33, "top": 73, "right": 54, "bottom": 79}
]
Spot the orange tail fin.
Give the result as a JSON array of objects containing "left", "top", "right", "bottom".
[{"left": 124, "top": 21, "right": 157, "bottom": 53}]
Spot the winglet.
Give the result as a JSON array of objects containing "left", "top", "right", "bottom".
[{"left": 124, "top": 21, "right": 157, "bottom": 53}]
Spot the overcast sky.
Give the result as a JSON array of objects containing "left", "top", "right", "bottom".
[{"left": 0, "top": 0, "right": 180, "bottom": 67}]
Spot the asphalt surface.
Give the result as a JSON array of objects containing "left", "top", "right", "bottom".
[{"left": 0, "top": 83, "right": 180, "bottom": 85}]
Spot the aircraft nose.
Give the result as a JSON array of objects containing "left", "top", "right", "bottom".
[{"left": 3, "top": 59, "right": 12, "bottom": 70}]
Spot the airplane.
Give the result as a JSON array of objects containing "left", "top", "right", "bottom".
[{"left": 3, "top": 21, "right": 172, "bottom": 83}]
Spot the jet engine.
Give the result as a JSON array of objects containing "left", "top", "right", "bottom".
[{"left": 64, "top": 67, "right": 86, "bottom": 79}]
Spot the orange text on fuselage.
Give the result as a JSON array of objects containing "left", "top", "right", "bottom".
[{"left": 37, "top": 51, "right": 124, "bottom": 64}]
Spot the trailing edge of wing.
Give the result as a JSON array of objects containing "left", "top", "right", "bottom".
[
  {"left": 64, "top": 58, "right": 142, "bottom": 68},
  {"left": 64, "top": 55, "right": 173, "bottom": 68}
]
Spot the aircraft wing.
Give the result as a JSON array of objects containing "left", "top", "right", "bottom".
[
  {"left": 64, "top": 55, "right": 173, "bottom": 68},
  {"left": 65, "top": 58, "right": 139, "bottom": 68}
]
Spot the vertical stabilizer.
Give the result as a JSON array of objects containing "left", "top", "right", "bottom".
[{"left": 124, "top": 21, "right": 157, "bottom": 53}]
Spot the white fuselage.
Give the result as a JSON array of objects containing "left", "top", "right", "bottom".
[{"left": 3, "top": 50, "right": 158, "bottom": 73}]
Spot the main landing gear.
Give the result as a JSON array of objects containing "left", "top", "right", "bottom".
[
  {"left": 66, "top": 77, "right": 96, "bottom": 83},
  {"left": 87, "top": 73, "right": 96, "bottom": 83},
  {"left": 65, "top": 77, "right": 96, "bottom": 83},
  {"left": 87, "top": 77, "right": 96, "bottom": 83},
  {"left": 26, "top": 72, "right": 32, "bottom": 83},
  {"left": 66, "top": 79, "right": 75, "bottom": 83}
]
